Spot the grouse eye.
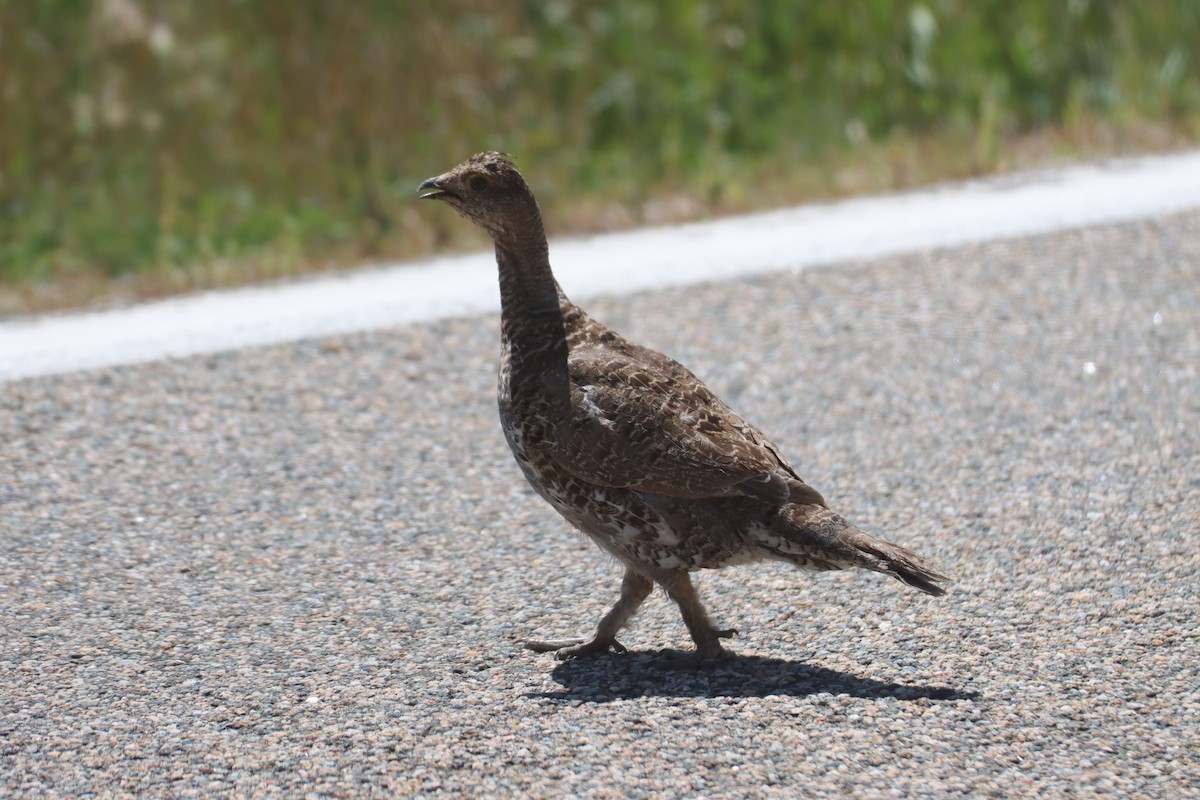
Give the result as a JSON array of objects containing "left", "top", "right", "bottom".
[{"left": 469, "top": 176, "right": 488, "bottom": 192}]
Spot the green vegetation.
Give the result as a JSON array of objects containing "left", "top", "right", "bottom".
[{"left": 2, "top": 1, "right": 1198, "bottom": 312}]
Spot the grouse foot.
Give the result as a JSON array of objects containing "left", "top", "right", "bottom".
[
  {"left": 653, "top": 627, "right": 737, "bottom": 669},
  {"left": 524, "top": 636, "right": 628, "bottom": 660}
]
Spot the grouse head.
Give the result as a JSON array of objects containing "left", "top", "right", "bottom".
[{"left": 419, "top": 152, "right": 540, "bottom": 242}]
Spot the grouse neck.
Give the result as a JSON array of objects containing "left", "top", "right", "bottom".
[
  {"left": 494, "top": 227, "right": 561, "bottom": 328},
  {"left": 495, "top": 232, "right": 571, "bottom": 403}
]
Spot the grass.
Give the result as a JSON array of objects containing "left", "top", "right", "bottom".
[{"left": 2, "top": 1, "right": 1199, "bottom": 315}]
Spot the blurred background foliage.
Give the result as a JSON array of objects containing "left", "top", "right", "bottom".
[{"left": 2, "top": 0, "right": 1198, "bottom": 312}]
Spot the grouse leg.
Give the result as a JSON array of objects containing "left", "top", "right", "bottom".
[
  {"left": 655, "top": 572, "right": 736, "bottom": 668},
  {"left": 525, "top": 567, "right": 653, "bottom": 659}
]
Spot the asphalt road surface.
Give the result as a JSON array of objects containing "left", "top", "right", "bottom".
[{"left": 2, "top": 211, "right": 1198, "bottom": 797}]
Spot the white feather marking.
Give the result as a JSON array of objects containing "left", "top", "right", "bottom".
[
  {"left": 580, "top": 385, "right": 616, "bottom": 429},
  {"left": 649, "top": 526, "right": 680, "bottom": 546},
  {"left": 654, "top": 554, "right": 685, "bottom": 569}
]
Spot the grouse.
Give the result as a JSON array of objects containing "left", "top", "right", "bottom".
[{"left": 419, "top": 152, "right": 949, "bottom": 666}]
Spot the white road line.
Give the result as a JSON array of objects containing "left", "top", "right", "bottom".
[{"left": 3, "top": 150, "right": 1200, "bottom": 383}]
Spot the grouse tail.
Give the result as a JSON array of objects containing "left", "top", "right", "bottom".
[{"left": 763, "top": 505, "right": 951, "bottom": 596}]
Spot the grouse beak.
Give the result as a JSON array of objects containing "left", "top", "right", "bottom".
[{"left": 418, "top": 176, "right": 453, "bottom": 201}]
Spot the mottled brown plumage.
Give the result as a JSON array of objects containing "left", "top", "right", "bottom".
[{"left": 420, "top": 152, "right": 949, "bottom": 666}]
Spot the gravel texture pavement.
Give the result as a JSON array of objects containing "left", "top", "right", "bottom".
[{"left": 2, "top": 211, "right": 1198, "bottom": 798}]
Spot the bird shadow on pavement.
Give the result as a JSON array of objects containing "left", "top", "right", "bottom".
[{"left": 527, "top": 650, "right": 977, "bottom": 704}]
